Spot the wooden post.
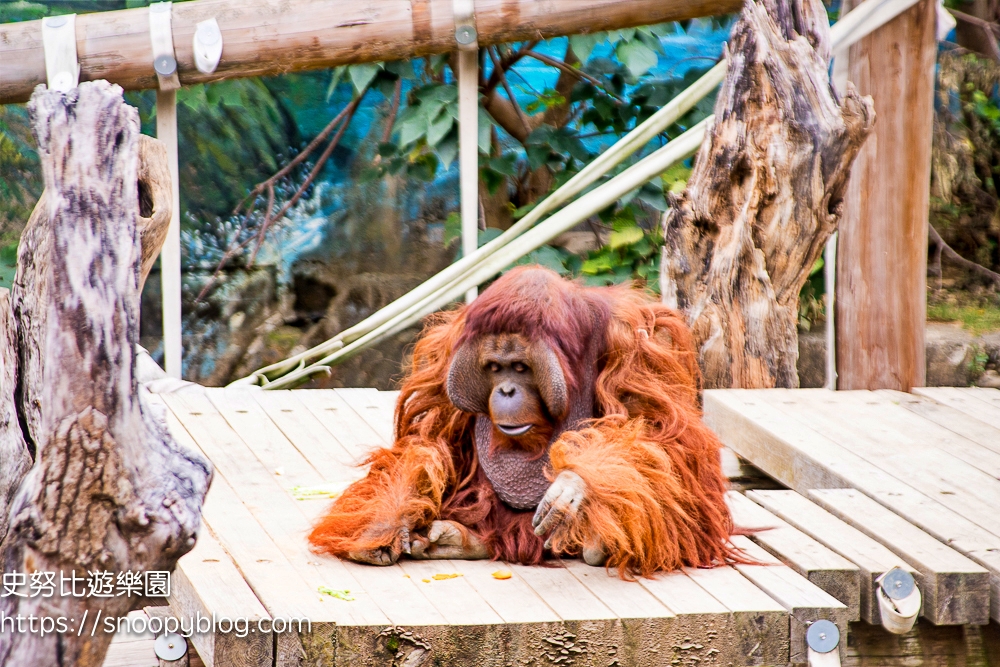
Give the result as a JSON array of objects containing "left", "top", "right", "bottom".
[
  {"left": 0, "top": 80, "right": 211, "bottom": 667},
  {"left": 157, "top": 90, "right": 183, "bottom": 378},
  {"left": 835, "top": 0, "right": 936, "bottom": 391}
]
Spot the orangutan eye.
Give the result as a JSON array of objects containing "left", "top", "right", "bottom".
[
  {"left": 488, "top": 362, "right": 501, "bottom": 373},
  {"left": 513, "top": 362, "right": 527, "bottom": 373}
]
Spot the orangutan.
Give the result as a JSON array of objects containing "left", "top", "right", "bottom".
[{"left": 308, "top": 266, "right": 736, "bottom": 577}]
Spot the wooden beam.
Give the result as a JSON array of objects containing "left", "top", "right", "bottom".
[
  {"left": 834, "top": 0, "right": 936, "bottom": 391},
  {"left": 0, "top": 0, "right": 740, "bottom": 105}
]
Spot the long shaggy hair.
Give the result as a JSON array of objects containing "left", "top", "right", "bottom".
[{"left": 308, "top": 266, "right": 736, "bottom": 577}]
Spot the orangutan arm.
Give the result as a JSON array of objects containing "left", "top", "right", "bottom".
[
  {"left": 308, "top": 438, "right": 455, "bottom": 565},
  {"left": 538, "top": 415, "right": 732, "bottom": 577}
]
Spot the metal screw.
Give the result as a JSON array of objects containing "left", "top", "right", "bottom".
[{"left": 455, "top": 25, "right": 477, "bottom": 45}]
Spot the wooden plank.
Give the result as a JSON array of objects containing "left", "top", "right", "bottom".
[
  {"left": 914, "top": 387, "right": 1000, "bottom": 433},
  {"left": 560, "top": 559, "right": 674, "bottom": 620},
  {"left": 835, "top": 0, "right": 936, "bottom": 390},
  {"left": 170, "top": 527, "right": 272, "bottom": 667},
  {"left": 0, "top": 0, "right": 742, "bottom": 105},
  {"left": 728, "top": 491, "right": 861, "bottom": 621},
  {"left": 335, "top": 388, "right": 394, "bottom": 444},
  {"left": 809, "top": 488, "right": 990, "bottom": 625},
  {"left": 100, "top": 611, "right": 157, "bottom": 667},
  {"left": 509, "top": 563, "right": 616, "bottom": 622},
  {"left": 451, "top": 559, "right": 560, "bottom": 624},
  {"left": 395, "top": 560, "right": 504, "bottom": 626},
  {"left": 885, "top": 389, "right": 1000, "bottom": 460},
  {"left": 747, "top": 489, "right": 918, "bottom": 625},
  {"left": 807, "top": 388, "right": 1000, "bottom": 480},
  {"left": 707, "top": 389, "right": 1000, "bottom": 621},
  {"left": 638, "top": 570, "right": 789, "bottom": 667},
  {"left": 730, "top": 536, "right": 848, "bottom": 664},
  {"left": 638, "top": 571, "right": 729, "bottom": 616},
  {"left": 681, "top": 566, "right": 789, "bottom": 665},
  {"left": 162, "top": 390, "right": 444, "bottom": 628},
  {"left": 761, "top": 390, "right": 1000, "bottom": 562},
  {"left": 161, "top": 394, "right": 386, "bottom": 627},
  {"left": 207, "top": 388, "right": 326, "bottom": 491},
  {"left": 295, "top": 389, "right": 386, "bottom": 458},
  {"left": 250, "top": 389, "right": 360, "bottom": 476}
]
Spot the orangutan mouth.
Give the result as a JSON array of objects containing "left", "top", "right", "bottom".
[{"left": 497, "top": 423, "right": 533, "bottom": 437}]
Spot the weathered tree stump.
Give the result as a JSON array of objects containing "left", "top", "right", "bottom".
[
  {"left": 660, "top": 0, "right": 875, "bottom": 389},
  {"left": 0, "top": 81, "right": 210, "bottom": 667}
]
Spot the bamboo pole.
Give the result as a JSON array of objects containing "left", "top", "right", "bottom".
[{"left": 0, "top": 0, "right": 740, "bottom": 105}]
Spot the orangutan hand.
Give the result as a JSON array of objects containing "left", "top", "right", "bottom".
[
  {"left": 346, "top": 524, "right": 412, "bottom": 566},
  {"left": 532, "top": 470, "right": 586, "bottom": 547},
  {"left": 410, "top": 520, "right": 489, "bottom": 560}
]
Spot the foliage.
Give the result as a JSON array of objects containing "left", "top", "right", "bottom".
[{"left": 927, "top": 301, "right": 1000, "bottom": 335}]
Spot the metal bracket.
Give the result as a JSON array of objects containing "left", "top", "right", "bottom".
[
  {"left": 876, "top": 567, "right": 921, "bottom": 634},
  {"left": 149, "top": 2, "right": 181, "bottom": 90},
  {"left": 193, "top": 18, "right": 224, "bottom": 74},
  {"left": 41, "top": 14, "right": 80, "bottom": 92},
  {"left": 453, "top": 0, "right": 477, "bottom": 51},
  {"left": 806, "top": 619, "right": 841, "bottom": 667}
]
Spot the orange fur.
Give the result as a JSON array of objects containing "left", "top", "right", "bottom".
[{"left": 308, "top": 267, "right": 737, "bottom": 576}]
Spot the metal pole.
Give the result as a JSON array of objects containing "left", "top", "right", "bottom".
[
  {"left": 156, "top": 89, "right": 183, "bottom": 378},
  {"left": 457, "top": 47, "right": 479, "bottom": 304}
]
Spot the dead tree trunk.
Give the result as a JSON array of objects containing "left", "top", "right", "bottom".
[
  {"left": 0, "top": 81, "right": 210, "bottom": 667},
  {"left": 660, "top": 0, "right": 875, "bottom": 389}
]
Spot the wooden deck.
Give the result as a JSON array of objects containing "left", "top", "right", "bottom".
[{"left": 136, "top": 386, "right": 1000, "bottom": 667}]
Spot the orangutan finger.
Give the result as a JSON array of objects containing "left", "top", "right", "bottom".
[
  {"left": 400, "top": 526, "right": 412, "bottom": 555},
  {"left": 428, "top": 520, "right": 465, "bottom": 546},
  {"left": 534, "top": 504, "right": 568, "bottom": 536}
]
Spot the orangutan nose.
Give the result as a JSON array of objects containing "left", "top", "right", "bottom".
[{"left": 498, "top": 383, "right": 517, "bottom": 398}]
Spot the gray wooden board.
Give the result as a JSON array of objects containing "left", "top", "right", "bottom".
[
  {"left": 294, "top": 389, "right": 386, "bottom": 458},
  {"left": 730, "top": 536, "right": 848, "bottom": 664},
  {"left": 682, "top": 565, "right": 789, "bottom": 665},
  {"left": 885, "top": 389, "right": 1000, "bottom": 460},
  {"left": 914, "top": 387, "right": 1000, "bottom": 433},
  {"left": 728, "top": 491, "right": 861, "bottom": 621},
  {"left": 747, "top": 489, "right": 918, "bottom": 625},
  {"left": 706, "top": 389, "right": 1000, "bottom": 622},
  {"left": 169, "top": 524, "right": 272, "bottom": 667},
  {"left": 809, "top": 488, "right": 990, "bottom": 626},
  {"left": 759, "top": 389, "right": 1000, "bottom": 544},
  {"left": 335, "top": 388, "right": 395, "bottom": 444},
  {"left": 162, "top": 390, "right": 446, "bottom": 628}
]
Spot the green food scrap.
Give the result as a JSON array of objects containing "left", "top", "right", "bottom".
[{"left": 318, "top": 586, "right": 355, "bottom": 601}]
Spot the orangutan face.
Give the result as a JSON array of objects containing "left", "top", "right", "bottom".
[{"left": 447, "top": 333, "right": 569, "bottom": 437}]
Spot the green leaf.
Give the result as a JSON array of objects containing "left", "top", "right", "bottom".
[
  {"left": 517, "top": 245, "right": 571, "bottom": 275},
  {"left": 478, "top": 108, "right": 493, "bottom": 154},
  {"left": 444, "top": 211, "right": 462, "bottom": 246},
  {"left": 809, "top": 256, "right": 824, "bottom": 276},
  {"left": 569, "top": 33, "right": 603, "bottom": 63},
  {"left": 616, "top": 40, "right": 658, "bottom": 78},
  {"left": 478, "top": 227, "right": 504, "bottom": 247},
  {"left": 326, "top": 66, "right": 347, "bottom": 102},
  {"left": 396, "top": 113, "right": 428, "bottom": 147},
  {"left": 581, "top": 255, "right": 614, "bottom": 275},
  {"left": 426, "top": 113, "right": 453, "bottom": 147},
  {"left": 609, "top": 226, "right": 644, "bottom": 249},
  {"left": 436, "top": 134, "right": 458, "bottom": 169},
  {"left": 349, "top": 63, "right": 383, "bottom": 94}
]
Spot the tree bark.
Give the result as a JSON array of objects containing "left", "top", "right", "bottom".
[
  {"left": 659, "top": 0, "right": 874, "bottom": 389},
  {"left": 0, "top": 81, "right": 210, "bottom": 667}
]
